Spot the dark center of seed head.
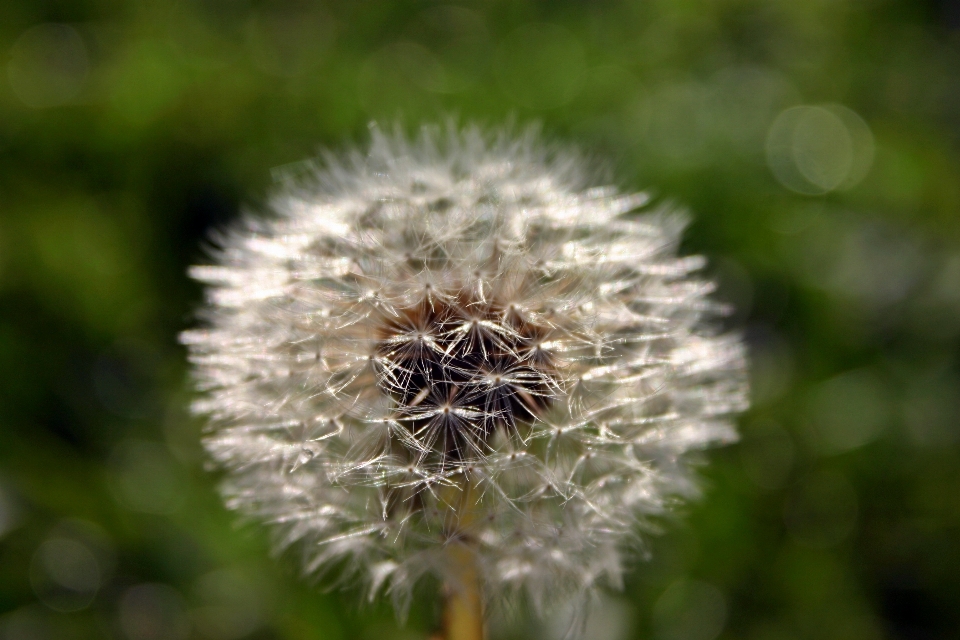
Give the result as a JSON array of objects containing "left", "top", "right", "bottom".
[{"left": 374, "top": 291, "right": 556, "bottom": 457}]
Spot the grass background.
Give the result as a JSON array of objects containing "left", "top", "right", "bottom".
[{"left": 1, "top": 1, "right": 960, "bottom": 639}]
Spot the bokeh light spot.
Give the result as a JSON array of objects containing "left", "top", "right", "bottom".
[
  {"left": 793, "top": 107, "right": 853, "bottom": 190},
  {"left": 806, "top": 369, "right": 891, "bottom": 454},
  {"left": 357, "top": 41, "right": 451, "bottom": 116},
  {"left": 29, "top": 538, "right": 101, "bottom": 612},
  {"left": 766, "top": 105, "right": 874, "bottom": 194},
  {"left": 7, "top": 23, "right": 89, "bottom": 108}
]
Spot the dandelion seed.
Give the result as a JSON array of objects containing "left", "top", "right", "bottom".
[{"left": 182, "top": 123, "right": 749, "bottom": 638}]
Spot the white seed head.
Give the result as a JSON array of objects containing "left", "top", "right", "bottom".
[{"left": 181, "top": 124, "right": 749, "bottom": 616}]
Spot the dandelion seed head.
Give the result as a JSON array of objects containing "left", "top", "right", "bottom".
[{"left": 182, "top": 124, "right": 749, "bottom": 616}]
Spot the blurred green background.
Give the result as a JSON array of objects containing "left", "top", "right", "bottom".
[{"left": 2, "top": 1, "right": 960, "bottom": 639}]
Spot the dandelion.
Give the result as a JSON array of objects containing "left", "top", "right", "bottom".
[{"left": 181, "top": 124, "right": 748, "bottom": 639}]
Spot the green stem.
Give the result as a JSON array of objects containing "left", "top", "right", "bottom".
[{"left": 443, "top": 544, "right": 484, "bottom": 640}]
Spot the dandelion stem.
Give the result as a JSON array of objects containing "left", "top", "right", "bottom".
[
  {"left": 443, "top": 544, "right": 484, "bottom": 640},
  {"left": 439, "top": 479, "right": 484, "bottom": 640}
]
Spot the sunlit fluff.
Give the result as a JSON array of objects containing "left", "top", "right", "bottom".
[{"left": 181, "top": 125, "right": 748, "bottom": 615}]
